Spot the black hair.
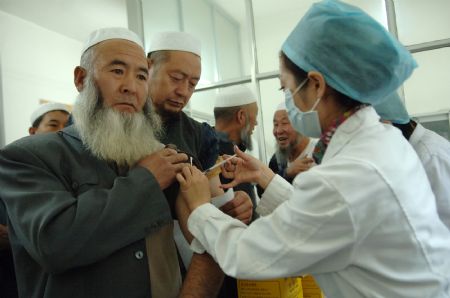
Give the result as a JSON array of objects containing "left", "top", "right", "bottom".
[
  {"left": 32, "top": 115, "right": 44, "bottom": 128},
  {"left": 31, "top": 110, "right": 70, "bottom": 128},
  {"left": 393, "top": 120, "right": 416, "bottom": 140},
  {"left": 147, "top": 50, "right": 170, "bottom": 74}
]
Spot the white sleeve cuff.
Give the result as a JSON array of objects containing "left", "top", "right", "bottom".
[
  {"left": 187, "top": 204, "right": 222, "bottom": 253},
  {"left": 256, "top": 175, "right": 293, "bottom": 216}
]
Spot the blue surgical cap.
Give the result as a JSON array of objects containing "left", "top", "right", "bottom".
[
  {"left": 282, "top": 0, "right": 417, "bottom": 105},
  {"left": 373, "top": 92, "right": 410, "bottom": 124}
]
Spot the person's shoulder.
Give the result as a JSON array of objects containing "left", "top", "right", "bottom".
[
  {"left": 422, "top": 127, "right": 450, "bottom": 150},
  {"left": 180, "top": 112, "right": 201, "bottom": 127},
  {"left": 4, "top": 132, "right": 60, "bottom": 151},
  {"left": 269, "top": 154, "right": 277, "bottom": 163},
  {"left": 412, "top": 125, "right": 450, "bottom": 160},
  {"left": 1, "top": 127, "right": 79, "bottom": 159}
]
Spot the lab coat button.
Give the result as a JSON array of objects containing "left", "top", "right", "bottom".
[{"left": 135, "top": 250, "right": 144, "bottom": 260}]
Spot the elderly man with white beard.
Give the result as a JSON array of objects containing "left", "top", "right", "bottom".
[{"left": 0, "top": 28, "right": 214, "bottom": 298}]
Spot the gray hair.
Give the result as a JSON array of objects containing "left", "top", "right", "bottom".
[
  {"left": 80, "top": 47, "right": 96, "bottom": 71},
  {"left": 214, "top": 103, "right": 253, "bottom": 122},
  {"left": 147, "top": 50, "right": 170, "bottom": 74}
]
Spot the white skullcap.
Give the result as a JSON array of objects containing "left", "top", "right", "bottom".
[
  {"left": 30, "top": 102, "right": 70, "bottom": 125},
  {"left": 148, "top": 31, "right": 201, "bottom": 57},
  {"left": 275, "top": 102, "right": 286, "bottom": 111},
  {"left": 215, "top": 86, "right": 256, "bottom": 108},
  {"left": 81, "top": 27, "right": 144, "bottom": 54}
]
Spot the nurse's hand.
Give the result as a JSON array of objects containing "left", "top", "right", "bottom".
[
  {"left": 221, "top": 146, "right": 275, "bottom": 190},
  {"left": 176, "top": 165, "right": 211, "bottom": 211}
]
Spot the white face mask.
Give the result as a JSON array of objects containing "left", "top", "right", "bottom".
[{"left": 284, "top": 79, "right": 322, "bottom": 138}]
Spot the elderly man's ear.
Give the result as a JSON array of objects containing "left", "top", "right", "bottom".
[{"left": 74, "top": 66, "right": 87, "bottom": 92}]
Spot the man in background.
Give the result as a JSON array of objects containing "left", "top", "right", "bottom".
[
  {"left": 213, "top": 85, "right": 258, "bottom": 218},
  {"left": 1, "top": 102, "right": 71, "bottom": 298},
  {"left": 28, "top": 102, "right": 70, "bottom": 135},
  {"left": 257, "top": 102, "right": 316, "bottom": 196},
  {"left": 213, "top": 85, "right": 259, "bottom": 297}
]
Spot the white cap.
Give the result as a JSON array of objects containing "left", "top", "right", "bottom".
[
  {"left": 148, "top": 31, "right": 201, "bottom": 57},
  {"left": 30, "top": 102, "right": 70, "bottom": 125},
  {"left": 275, "top": 102, "right": 286, "bottom": 111},
  {"left": 81, "top": 27, "right": 144, "bottom": 54},
  {"left": 214, "top": 86, "right": 256, "bottom": 108}
]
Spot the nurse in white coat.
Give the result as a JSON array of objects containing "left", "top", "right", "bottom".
[
  {"left": 374, "top": 92, "right": 450, "bottom": 230},
  {"left": 176, "top": 1, "right": 450, "bottom": 297}
]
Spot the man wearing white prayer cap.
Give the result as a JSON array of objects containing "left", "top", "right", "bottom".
[
  {"left": 212, "top": 84, "right": 259, "bottom": 297},
  {"left": 147, "top": 32, "right": 254, "bottom": 297},
  {"left": 258, "top": 102, "right": 317, "bottom": 197},
  {"left": 214, "top": 85, "right": 258, "bottom": 152},
  {"left": 0, "top": 27, "right": 196, "bottom": 298},
  {"left": 28, "top": 102, "right": 70, "bottom": 135}
]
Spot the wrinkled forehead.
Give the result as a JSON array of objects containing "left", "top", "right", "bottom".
[
  {"left": 273, "top": 109, "right": 289, "bottom": 121},
  {"left": 163, "top": 50, "right": 201, "bottom": 76},
  {"left": 92, "top": 39, "right": 148, "bottom": 69}
]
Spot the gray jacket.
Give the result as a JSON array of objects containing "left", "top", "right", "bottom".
[{"left": 0, "top": 126, "right": 172, "bottom": 298}]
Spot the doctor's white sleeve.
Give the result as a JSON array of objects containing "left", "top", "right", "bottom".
[
  {"left": 256, "top": 174, "right": 294, "bottom": 216},
  {"left": 422, "top": 154, "right": 450, "bottom": 229},
  {"left": 187, "top": 170, "right": 356, "bottom": 280}
]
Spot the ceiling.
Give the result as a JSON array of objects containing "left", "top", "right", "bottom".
[
  {"left": 0, "top": 0, "right": 328, "bottom": 43},
  {"left": 0, "top": 0, "right": 128, "bottom": 42}
]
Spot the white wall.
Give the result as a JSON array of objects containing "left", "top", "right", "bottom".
[{"left": 0, "top": 11, "right": 82, "bottom": 145}]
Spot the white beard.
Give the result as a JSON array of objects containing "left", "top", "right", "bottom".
[
  {"left": 72, "top": 75, "right": 163, "bottom": 167},
  {"left": 275, "top": 144, "right": 289, "bottom": 168},
  {"left": 275, "top": 136, "right": 298, "bottom": 166}
]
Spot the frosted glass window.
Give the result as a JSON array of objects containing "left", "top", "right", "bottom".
[
  {"left": 214, "top": 10, "right": 245, "bottom": 80},
  {"left": 181, "top": 0, "right": 217, "bottom": 86},
  {"left": 404, "top": 48, "right": 450, "bottom": 115},
  {"left": 394, "top": 0, "right": 450, "bottom": 45},
  {"left": 182, "top": 0, "right": 250, "bottom": 85},
  {"left": 141, "top": 0, "right": 180, "bottom": 50},
  {"left": 421, "top": 119, "right": 450, "bottom": 141},
  {"left": 210, "top": 0, "right": 251, "bottom": 80},
  {"left": 253, "top": 0, "right": 386, "bottom": 73},
  {"left": 188, "top": 88, "right": 217, "bottom": 116},
  {"left": 258, "top": 78, "right": 286, "bottom": 162}
]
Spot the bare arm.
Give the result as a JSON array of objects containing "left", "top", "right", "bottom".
[
  {"left": 175, "top": 188, "right": 224, "bottom": 298},
  {"left": 179, "top": 253, "right": 224, "bottom": 298}
]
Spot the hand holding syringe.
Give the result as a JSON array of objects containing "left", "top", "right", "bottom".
[{"left": 203, "top": 154, "right": 237, "bottom": 175}]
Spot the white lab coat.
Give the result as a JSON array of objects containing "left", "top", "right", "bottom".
[
  {"left": 409, "top": 123, "right": 450, "bottom": 230},
  {"left": 188, "top": 107, "right": 450, "bottom": 298}
]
